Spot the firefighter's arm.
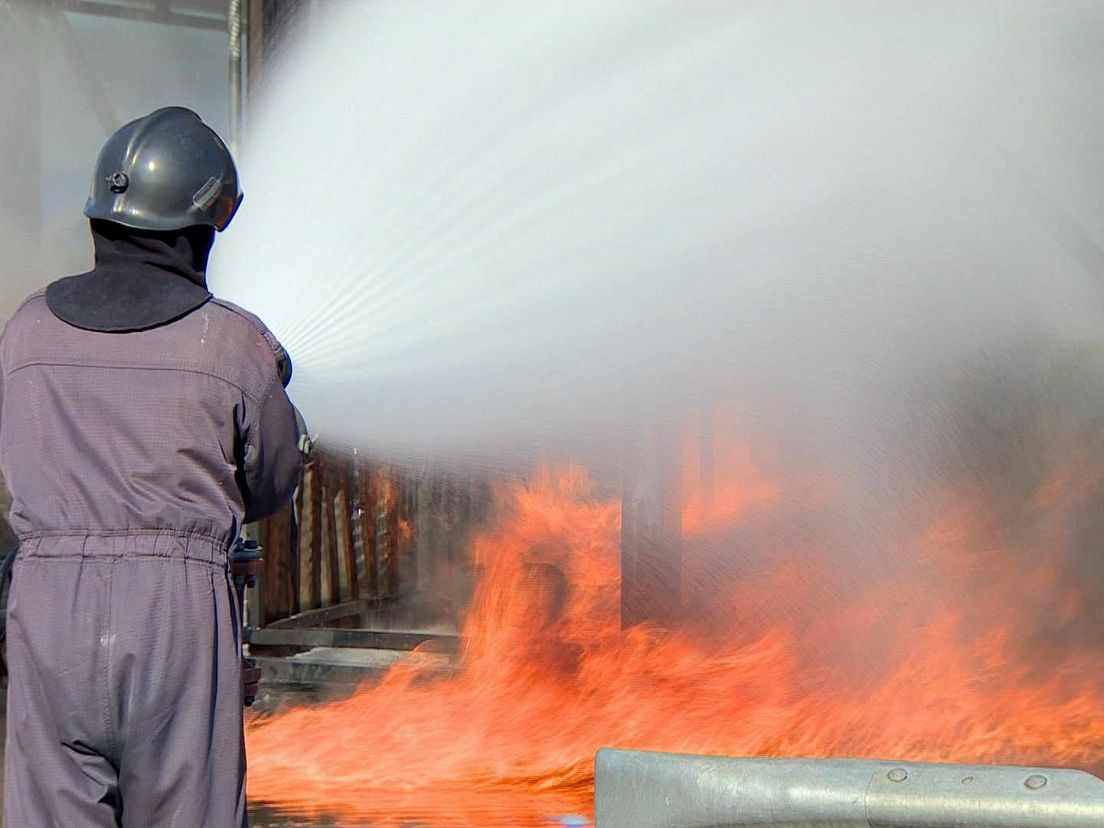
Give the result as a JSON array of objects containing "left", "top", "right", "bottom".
[
  {"left": 238, "top": 371, "right": 303, "bottom": 523},
  {"left": 273, "top": 346, "right": 312, "bottom": 459}
]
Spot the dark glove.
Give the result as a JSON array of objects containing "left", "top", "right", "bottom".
[{"left": 275, "top": 347, "right": 293, "bottom": 388}]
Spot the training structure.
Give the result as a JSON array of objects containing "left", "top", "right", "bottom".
[{"left": 247, "top": 451, "right": 484, "bottom": 655}]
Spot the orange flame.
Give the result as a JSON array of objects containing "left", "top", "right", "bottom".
[{"left": 246, "top": 441, "right": 1104, "bottom": 826}]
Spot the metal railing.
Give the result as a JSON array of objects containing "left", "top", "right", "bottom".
[{"left": 595, "top": 749, "right": 1104, "bottom": 828}]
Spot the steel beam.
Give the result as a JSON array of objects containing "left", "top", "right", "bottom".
[
  {"left": 594, "top": 749, "right": 1104, "bottom": 828},
  {"left": 246, "top": 625, "right": 460, "bottom": 653},
  {"left": 264, "top": 597, "right": 375, "bottom": 629},
  {"left": 59, "top": 0, "right": 226, "bottom": 31}
]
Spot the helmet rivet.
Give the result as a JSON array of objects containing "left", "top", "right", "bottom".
[{"left": 107, "top": 172, "right": 130, "bottom": 193}]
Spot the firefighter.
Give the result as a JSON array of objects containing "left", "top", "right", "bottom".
[{"left": 0, "top": 107, "right": 302, "bottom": 826}]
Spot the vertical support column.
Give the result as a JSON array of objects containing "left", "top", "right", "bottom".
[
  {"left": 359, "top": 454, "right": 386, "bottom": 596},
  {"left": 413, "top": 473, "right": 434, "bottom": 595},
  {"left": 318, "top": 454, "right": 336, "bottom": 608},
  {"left": 246, "top": 0, "right": 266, "bottom": 95},
  {"left": 376, "top": 468, "right": 400, "bottom": 599},
  {"left": 350, "top": 452, "right": 368, "bottom": 597},
  {"left": 621, "top": 424, "right": 683, "bottom": 628},
  {"left": 258, "top": 503, "right": 294, "bottom": 625},
  {"left": 352, "top": 453, "right": 378, "bottom": 598},
  {"left": 296, "top": 458, "right": 322, "bottom": 611},
  {"left": 333, "top": 458, "right": 357, "bottom": 603},
  {"left": 228, "top": 0, "right": 246, "bottom": 153}
]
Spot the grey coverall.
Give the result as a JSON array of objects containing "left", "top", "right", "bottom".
[{"left": 0, "top": 291, "right": 301, "bottom": 826}]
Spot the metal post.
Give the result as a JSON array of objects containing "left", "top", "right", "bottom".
[{"left": 228, "top": 0, "right": 246, "bottom": 153}]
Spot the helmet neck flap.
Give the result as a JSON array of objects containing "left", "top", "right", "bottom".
[{"left": 45, "top": 220, "right": 215, "bottom": 333}]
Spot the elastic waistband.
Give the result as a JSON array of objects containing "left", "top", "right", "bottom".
[{"left": 18, "top": 531, "right": 230, "bottom": 566}]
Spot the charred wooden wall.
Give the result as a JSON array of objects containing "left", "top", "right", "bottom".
[
  {"left": 254, "top": 451, "right": 490, "bottom": 629},
  {"left": 254, "top": 450, "right": 405, "bottom": 625}
]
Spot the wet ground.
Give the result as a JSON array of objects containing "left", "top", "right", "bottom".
[
  {"left": 249, "top": 804, "right": 357, "bottom": 827},
  {"left": 0, "top": 637, "right": 501, "bottom": 828},
  {"left": 0, "top": 682, "right": 592, "bottom": 827},
  {"left": 0, "top": 683, "right": 357, "bottom": 827},
  {"left": 249, "top": 805, "right": 337, "bottom": 827}
]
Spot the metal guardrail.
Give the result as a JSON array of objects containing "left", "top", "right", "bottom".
[{"left": 594, "top": 749, "right": 1104, "bottom": 828}]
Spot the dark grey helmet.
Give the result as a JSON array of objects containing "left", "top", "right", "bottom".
[{"left": 84, "top": 107, "right": 243, "bottom": 232}]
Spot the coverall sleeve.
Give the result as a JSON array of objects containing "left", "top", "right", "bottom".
[{"left": 239, "top": 372, "right": 303, "bottom": 523}]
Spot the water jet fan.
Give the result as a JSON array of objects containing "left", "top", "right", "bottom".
[
  {"left": 231, "top": 2, "right": 1104, "bottom": 824},
  {"left": 214, "top": 0, "right": 1104, "bottom": 466}
]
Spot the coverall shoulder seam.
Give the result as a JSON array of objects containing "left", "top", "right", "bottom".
[
  {"left": 6, "top": 290, "right": 47, "bottom": 321},
  {"left": 206, "top": 298, "right": 277, "bottom": 342},
  {"left": 206, "top": 298, "right": 287, "bottom": 377},
  {"left": 0, "top": 290, "right": 47, "bottom": 348},
  {"left": 5, "top": 360, "right": 263, "bottom": 404}
]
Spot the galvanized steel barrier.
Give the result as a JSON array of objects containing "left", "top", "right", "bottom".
[{"left": 595, "top": 748, "right": 1104, "bottom": 827}]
